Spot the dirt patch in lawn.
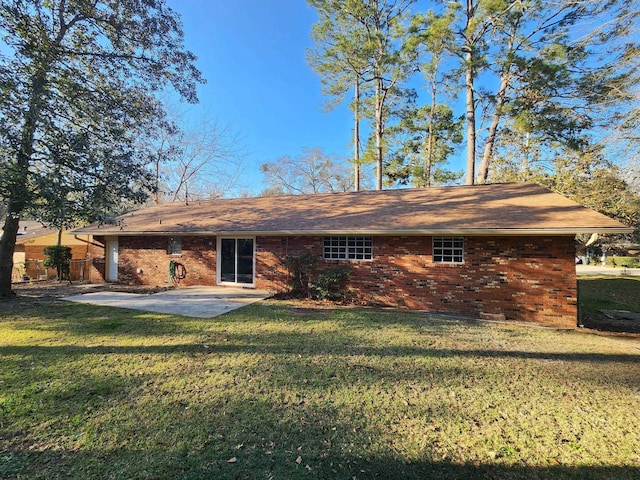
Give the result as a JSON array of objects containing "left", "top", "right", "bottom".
[{"left": 10, "top": 280, "right": 173, "bottom": 297}]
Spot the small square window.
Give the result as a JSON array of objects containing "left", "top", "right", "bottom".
[
  {"left": 168, "top": 236, "right": 182, "bottom": 255},
  {"left": 323, "top": 236, "right": 372, "bottom": 260},
  {"left": 433, "top": 236, "right": 464, "bottom": 263}
]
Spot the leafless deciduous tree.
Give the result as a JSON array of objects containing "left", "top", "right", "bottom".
[
  {"left": 261, "top": 148, "right": 353, "bottom": 196},
  {"left": 148, "top": 107, "right": 244, "bottom": 204}
]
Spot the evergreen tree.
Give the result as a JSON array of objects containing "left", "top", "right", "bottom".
[
  {"left": 387, "top": 7, "right": 462, "bottom": 187},
  {"left": 0, "top": 0, "right": 204, "bottom": 296},
  {"left": 308, "top": 1, "right": 370, "bottom": 190},
  {"left": 441, "top": 0, "right": 640, "bottom": 184},
  {"left": 308, "top": 0, "right": 416, "bottom": 190},
  {"left": 386, "top": 104, "right": 463, "bottom": 186}
]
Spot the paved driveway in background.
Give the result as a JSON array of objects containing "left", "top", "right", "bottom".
[
  {"left": 63, "top": 286, "right": 271, "bottom": 318},
  {"left": 576, "top": 265, "right": 640, "bottom": 276}
]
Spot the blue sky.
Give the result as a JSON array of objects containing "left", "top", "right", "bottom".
[{"left": 167, "top": 0, "right": 358, "bottom": 195}]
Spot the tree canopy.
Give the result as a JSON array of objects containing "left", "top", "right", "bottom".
[
  {"left": 0, "top": 0, "right": 204, "bottom": 296},
  {"left": 147, "top": 107, "right": 244, "bottom": 204},
  {"left": 307, "top": 0, "right": 640, "bottom": 235},
  {"left": 308, "top": 1, "right": 639, "bottom": 176},
  {"left": 308, "top": 0, "right": 416, "bottom": 190}
]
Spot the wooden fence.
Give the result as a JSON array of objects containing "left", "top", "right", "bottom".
[{"left": 11, "top": 259, "right": 104, "bottom": 283}]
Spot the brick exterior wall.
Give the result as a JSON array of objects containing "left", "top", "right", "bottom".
[
  {"left": 117, "top": 236, "right": 217, "bottom": 287},
  {"left": 116, "top": 234, "right": 577, "bottom": 328},
  {"left": 254, "top": 235, "right": 577, "bottom": 328}
]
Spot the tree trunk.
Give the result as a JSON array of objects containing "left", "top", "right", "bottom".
[
  {"left": 354, "top": 79, "right": 360, "bottom": 192},
  {"left": 521, "top": 131, "right": 531, "bottom": 180},
  {"left": 155, "top": 156, "right": 161, "bottom": 204},
  {"left": 0, "top": 201, "right": 23, "bottom": 297},
  {"left": 0, "top": 66, "right": 49, "bottom": 296},
  {"left": 375, "top": 78, "right": 384, "bottom": 191},
  {"left": 425, "top": 81, "right": 437, "bottom": 187},
  {"left": 478, "top": 66, "right": 511, "bottom": 183},
  {"left": 463, "top": 0, "right": 477, "bottom": 186},
  {"left": 464, "top": 46, "right": 476, "bottom": 186}
]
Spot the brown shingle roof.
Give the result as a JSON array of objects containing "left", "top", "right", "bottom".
[
  {"left": 72, "top": 182, "right": 631, "bottom": 236},
  {"left": 13, "top": 221, "right": 56, "bottom": 244}
]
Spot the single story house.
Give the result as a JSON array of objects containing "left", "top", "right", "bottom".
[
  {"left": 9, "top": 221, "right": 53, "bottom": 265},
  {"left": 7, "top": 221, "right": 104, "bottom": 281},
  {"left": 73, "top": 182, "right": 632, "bottom": 328}
]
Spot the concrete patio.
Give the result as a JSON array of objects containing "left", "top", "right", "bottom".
[{"left": 63, "top": 286, "right": 271, "bottom": 318}]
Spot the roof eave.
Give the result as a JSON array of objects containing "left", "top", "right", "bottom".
[{"left": 72, "top": 227, "right": 634, "bottom": 236}]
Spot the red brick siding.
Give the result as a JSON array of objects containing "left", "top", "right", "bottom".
[
  {"left": 117, "top": 234, "right": 577, "bottom": 327},
  {"left": 254, "top": 235, "right": 577, "bottom": 328},
  {"left": 118, "top": 236, "right": 217, "bottom": 287},
  {"left": 254, "top": 236, "right": 321, "bottom": 292}
]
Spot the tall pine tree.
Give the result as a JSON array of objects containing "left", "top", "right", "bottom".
[{"left": 308, "top": 0, "right": 416, "bottom": 190}]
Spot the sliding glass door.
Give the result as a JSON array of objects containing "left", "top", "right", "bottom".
[{"left": 219, "top": 238, "right": 254, "bottom": 285}]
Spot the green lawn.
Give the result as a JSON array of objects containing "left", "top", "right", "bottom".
[
  {"left": 1, "top": 298, "right": 639, "bottom": 479},
  {"left": 579, "top": 275, "right": 640, "bottom": 313}
]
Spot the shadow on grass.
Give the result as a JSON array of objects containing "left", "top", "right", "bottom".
[
  {"left": 3, "top": 377, "right": 640, "bottom": 480},
  {"left": 3, "top": 304, "right": 639, "bottom": 480},
  {"left": 579, "top": 277, "right": 640, "bottom": 312},
  {"left": 2, "top": 341, "right": 638, "bottom": 398},
  {"left": 1, "top": 446, "right": 638, "bottom": 480},
  {"left": 0, "top": 301, "right": 203, "bottom": 336},
  {"left": 2, "top": 340, "right": 638, "bottom": 364}
]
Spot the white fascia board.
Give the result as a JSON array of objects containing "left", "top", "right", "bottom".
[{"left": 78, "top": 227, "right": 633, "bottom": 236}]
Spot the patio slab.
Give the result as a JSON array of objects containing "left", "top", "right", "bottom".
[{"left": 62, "top": 286, "right": 271, "bottom": 318}]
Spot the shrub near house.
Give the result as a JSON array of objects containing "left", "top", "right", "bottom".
[{"left": 43, "top": 246, "right": 72, "bottom": 281}]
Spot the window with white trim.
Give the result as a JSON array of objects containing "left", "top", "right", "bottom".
[
  {"left": 168, "top": 236, "right": 182, "bottom": 255},
  {"left": 433, "top": 236, "right": 464, "bottom": 263},
  {"left": 323, "top": 236, "right": 373, "bottom": 260}
]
